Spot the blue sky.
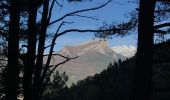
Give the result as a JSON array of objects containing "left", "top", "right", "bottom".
[{"left": 47, "top": 0, "right": 138, "bottom": 51}]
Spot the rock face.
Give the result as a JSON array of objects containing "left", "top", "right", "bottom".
[{"left": 46, "top": 40, "right": 135, "bottom": 86}]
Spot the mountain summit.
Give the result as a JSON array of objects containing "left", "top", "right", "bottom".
[
  {"left": 48, "top": 40, "right": 135, "bottom": 85},
  {"left": 60, "top": 40, "right": 119, "bottom": 57}
]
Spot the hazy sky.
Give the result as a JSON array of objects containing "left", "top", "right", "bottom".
[{"left": 47, "top": 0, "right": 138, "bottom": 51}]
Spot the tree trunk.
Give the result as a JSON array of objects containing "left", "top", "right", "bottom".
[
  {"left": 32, "top": 0, "right": 49, "bottom": 99},
  {"left": 23, "top": 1, "right": 37, "bottom": 100},
  {"left": 6, "top": 0, "right": 20, "bottom": 100},
  {"left": 132, "top": 0, "right": 156, "bottom": 100}
]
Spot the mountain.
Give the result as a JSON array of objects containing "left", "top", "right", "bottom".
[
  {"left": 44, "top": 41, "right": 170, "bottom": 100},
  {"left": 47, "top": 40, "right": 135, "bottom": 85},
  {"left": 111, "top": 45, "right": 136, "bottom": 58}
]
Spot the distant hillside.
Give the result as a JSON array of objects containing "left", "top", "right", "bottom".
[{"left": 45, "top": 40, "right": 136, "bottom": 85}]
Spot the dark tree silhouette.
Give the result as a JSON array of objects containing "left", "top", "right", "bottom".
[
  {"left": 131, "top": 0, "right": 156, "bottom": 100},
  {"left": 22, "top": 0, "right": 38, "bottom": 100},
  {"left": 6, "top": 0, "right": 20, "bottom": 100},
  {"left": 32, "top": 0, "right": 49, "bottom": 99}
]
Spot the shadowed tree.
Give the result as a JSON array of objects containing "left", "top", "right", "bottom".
[
  {"left": 6, "top": 0, "right": 20, "bottom": 99},
  {"left": 132, "top": 0, "right": 170, "bottom": 100},
  {"left": 131, "top": 0, "right": 156, "bottom": 100},
  {"left": 22, "top": 0, "right": 38, "bottom": 100}
]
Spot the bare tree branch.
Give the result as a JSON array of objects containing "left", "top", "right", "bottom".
[
  {"left": 73, "top": 14, "right": 99, "bottom": 20},
  {"left": 48, "top": 0, "right": 111, "bottom": 26},
  {"left": 54, "top": 0, "right": 63, "bottom": 8},
  {"left": 48, "top": 0, "right": 55, "bottom": 22},
  {"left": 44, "top": 53, "right": 78, "bottom": 59},
  {"left": 56, "top": 27, "right": 125, "bottom": 37},
  {"left": 154, "top": 29, "right": 167, "bottom": 34},
  {"left": 49, "top": 55, "right": 79, "bottom": 75},
  {"left": 42, "top": 55, "right": 78, "bottom": 92},
  {"left": 154, "top": 22, "right": 170, "bottom": 29},
  {"left": 155, "top": 8, "right": 170, "bottom": 12},
  {"left": 39, "top": 22, "right": 65, "bottom": 90},
  {"left": 136, "top": 8, "right": 170, "bottom": 13},
  {"left": 45, "top": 22, "right": 65, "bottom": 68}
]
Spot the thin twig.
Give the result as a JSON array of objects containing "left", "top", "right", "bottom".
[
  {"left": 49, "top": 0, "right": 111, "bottom": 26},
  {"left": 48, "top": 0, "right": 55, "bottom": 22},
  {"left": 44, "top": 53, "right": 75, "bottom": 59},
  {"left": 54, "top": 0, "right": 63, "bottom": 8},
  {"left": 73, "top": 14, "right": 99, "bottom": 20}
]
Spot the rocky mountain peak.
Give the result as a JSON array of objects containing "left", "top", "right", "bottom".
[{"left": 60, "top": 40, "right": 110, "bottom": 56}]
